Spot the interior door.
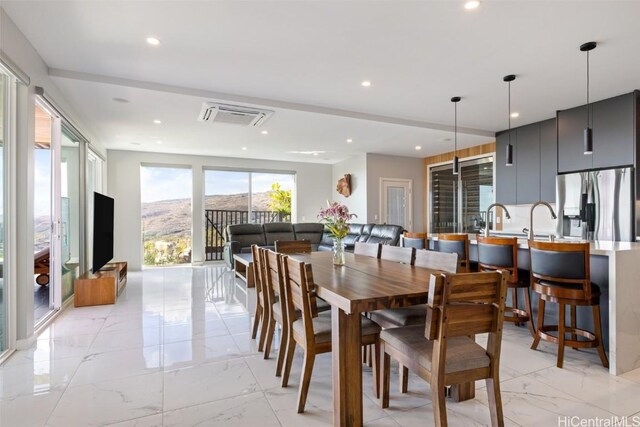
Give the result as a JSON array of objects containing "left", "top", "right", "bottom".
[{"left": 381, "top": 179, "right": 412, "bottom": 230}]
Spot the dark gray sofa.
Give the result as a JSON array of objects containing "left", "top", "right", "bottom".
[{"left": 223, "top": 222, "right": 403, "bottom": 268}]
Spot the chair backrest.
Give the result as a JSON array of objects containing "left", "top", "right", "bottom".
[
  {"left": 425, "top": 271, "right": 508, "bottom": 371},
  {"left": 257, "top": 248, "right": 277, "bottom": 309},
  {"left": 282, "top": 256, "right": 319, "bottom": 345},
  {"left": 275, "top": 239, "right": 312, "bottom": 255},
  {"left": 476, "top": 235, "right": 518, "bottom": 283},
  {"left": 251, "top": 244, "right": 268, "bottom": 307},
  {"left": 354, "top": 241, "right": 382, "bottom": 258},
  {"left": 402, "top": 232, "right": 426, "bottom": 250},
  {"left": 380, "top": 245, "right": 415, "bottom": 264},
  {"left": 436, "top": 234, "right": 470, "bottom": 272},
  {"left": 528, "top": 240, "right": 591, "bottom": 299},
  {"left": 414, "top": 249, "right": 458, "bottom": 273}
]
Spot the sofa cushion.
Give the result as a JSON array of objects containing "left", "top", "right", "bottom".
[
  {"left": 344, "top": 223, "right": 365, "bottom": 246},
  {"left": 263, "top": 222, "right": 295, "bottom": 245},
  {"left": 366, "top": 224, "right": 403, "bottom": 246},
  {"left": 293, "top": 223, "right": 324, "bottom": 244},
  {"left": 227, "top": 224, "right": 266, "bottom": 247},
  {"left": 359, "top": 224, "right": 375, "bottom": 242}
]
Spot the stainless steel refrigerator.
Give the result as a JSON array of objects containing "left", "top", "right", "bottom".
[{"left": 556, "top": 167, "right": 634, "bottom": 242}]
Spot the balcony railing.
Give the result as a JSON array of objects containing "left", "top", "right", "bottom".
[{"left": 205, "top": 209, "right": 291, "bottom": 261}]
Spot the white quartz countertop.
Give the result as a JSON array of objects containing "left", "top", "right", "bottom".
[{"left": 427, "top": 233, "right": 640, "bottom": 256}]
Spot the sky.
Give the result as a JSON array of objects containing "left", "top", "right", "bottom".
[{"left": 140, "top": 168, "right": 295, "bottom": 203}]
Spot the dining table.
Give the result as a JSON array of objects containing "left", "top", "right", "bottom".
[{"left": 291, "top": 251, "right": 474, "bottom": 427}]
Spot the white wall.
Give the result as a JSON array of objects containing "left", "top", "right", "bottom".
[
  {"left": 366, "top": 153, "right": 424, "bottom": 232},
  {"left": 331, "top": 154, "right": 367, "bottom": 221},
  {"left": 108, "top": 150, "right": 333, "bottom": 270}
]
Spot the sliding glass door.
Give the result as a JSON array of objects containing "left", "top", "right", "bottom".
[{"left": 60, "top": 127, "right": 81, "bottom": 303}]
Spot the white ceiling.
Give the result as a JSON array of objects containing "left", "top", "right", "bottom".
[{"left": 3, "top": 1, "right": 640, "bottom": 163}]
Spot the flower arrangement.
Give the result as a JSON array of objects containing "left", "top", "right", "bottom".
[{"left": 317, "top": 201, "right": 357, "bottom": 240}]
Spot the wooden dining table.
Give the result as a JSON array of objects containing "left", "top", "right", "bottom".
[{"left": 291, "top": 251, "right": 474, "bottom": 427}]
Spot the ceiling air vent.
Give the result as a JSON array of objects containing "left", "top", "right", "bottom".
[{"left": 198, "top": 102, "right": 273, "bottom": 127}]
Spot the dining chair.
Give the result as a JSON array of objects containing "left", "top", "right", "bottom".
[
  {"left": 370, "top": 249, "right": 458, "bottom": 392},
  {"left": 261, "top": 248, "right": 288, "bottom": 363},
  {"left": 436, "top": 234, "right": 471, "bottom": 272},
  {"left": 354, "top": 241, "right": 382, "bottom": 258},
  {"left": 274, "top": 239, "right": 312, "bottom": 254},
  {"left": 380, "top": 271, "right": 508, "bottom": 427},
  {"left": 401, "top": 232, "right": 427, "bottom": 250},
  {"left": 477, "top": 235, "right": 535, "bottom": 337},
  {"left": 529, "top": 240, "right": 608, "bottom": 369},
  {"left": 380, "top": 245, "right": 416, "bottom": 264},
  {"left": 250, "top": 244, "right": 270, "bottom": 352},
  {"left": 280, "top": 255, "right": 382, "bottom": 412}
]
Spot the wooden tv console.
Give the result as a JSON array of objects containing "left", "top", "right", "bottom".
[{"left": 74, "top": 261, "right": 127, "bottom": 307}]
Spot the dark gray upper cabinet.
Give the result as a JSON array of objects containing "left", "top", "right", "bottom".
[
  {"left": 495, "top": 131, "right": 517, "bottom": 205},
  {"left": 516, "top": 123, "right": 541, "bottom": 204},
  {"left": 592, "top": 93, "right": 635, "bottom": 169},
  {"left": 557, "top": 92, "right": 636, "bottom": 173},
  {"left": 557, "top": 104, "right": 592, "bottom": 173},
  {"left": 539, "top": 118, "right": 557, "bottom": 202}
]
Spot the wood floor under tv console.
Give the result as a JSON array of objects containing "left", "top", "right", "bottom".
[{"left": 74, "top": 261, "right": 127, "bottom": 307}]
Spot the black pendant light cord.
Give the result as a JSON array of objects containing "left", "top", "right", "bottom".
[
  {"left": 508, "top": 78, "right": 511, "bottom": 145},
  {"left": 586, "top": 49, "right": 590, "bottom": 126},
  {"left": 454, "top": 101, "right": 457, "bottom": 155}
]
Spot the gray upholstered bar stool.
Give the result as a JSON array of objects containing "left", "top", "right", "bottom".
[
  {"left": 477, "top": 235, "right": 535, "bottom": 337},
  {"left": 529, "top": 240, "right": 609, "bottom": 369},
  {"left": 436, "top": 234, "right": 470, "bottom": 272}
]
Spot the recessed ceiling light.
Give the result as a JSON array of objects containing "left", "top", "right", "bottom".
[
  {"left": 153, "top": 119, "right": 162, "bottom": 124},
  {"left": 361, "top": 81, "right": 371, "bottom": 87},
  {"left": 464, "top": 1, "right": 480, "bottom": 10},
  {"left": 313, "top": 152, "right": 319, "bottom": 156},
  {"left": 156, "top": 140, "right": 162, "bottom": 145},
  {"left": 510, "top": 112, "right": 520, "bottom": 118},
  {"left": 261, "top": 130, "right": 268, "bottom": 135},
  {"left": 346, "top": 138, "right": 353, "bottom": 143},
  {"left": 415, "top": 146, "right": 422, "bottom": 150},
  {"left": 112, "top": 97, "right": 129, "bottom": 103},
  {"left": 146, "top": 37, "right": 160, "bottom": 46}
]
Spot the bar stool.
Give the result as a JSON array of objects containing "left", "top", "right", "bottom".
[
  {"left": 436, "top": 234, "right": 470, "bottom": 272},
  {"left": 401, "top": 232, "right": 427, "bottom": 250},
  {"left": 477, "top": 236, "right": 535, "bottom": 337},
  {"left": 529, "top": 240, "right": 608, "bottom": 369}
]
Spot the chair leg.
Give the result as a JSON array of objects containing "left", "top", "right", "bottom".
[
  {"left": 511, "top": 288, "right": 520, "bottom": 326},
  {"left": 362, "top": 345, "right": 367, "bottom": 364},
  {"left": 367, "top": 345, "right": 373, "bottom": 367},
  {"left": 431, "top": 376, "right": 448, "bottom": 427},
  {"left": 531, "top": 297, "right": 545, "bottom": 350},
  {"left": 251, "top": 304, "right": 262, "bottom": 339},
  {"left": 281, "top": 335, "right": 297, "bottom": 387},
  {"left": 570, "top": 305, "right": 578, "bottom": 344},
  {"left": 485, "top": 377, "right": 505, "bottom": 427},
  {"left": 592, "top": 304, "right": 610, "bottom": 368},
  {"left": 297, "top": 350, "right": 316, "bottom": 413},
  {"left": 372, "top": 339, "right": 380, "bottom": 399},
  {"left": 263, "top": 316, "right": 276, "bottom": 359},
  {"left": 399, "top": 365, "right": 409, "bottom": 393},
  {"left": 524, "top": 288, "right": 536, "bottom": 338},
  {"left": 275, "top": 321, "right": 289, "bottom": 376},
  {"left": 557, "top": 303, "right": 566, "bottom": 369},
  {"left": 381, "top": 349, "right": 391, "bottom": 408},
  {"left": 258, "top": 307, "right": 271, "bottom": 352}
]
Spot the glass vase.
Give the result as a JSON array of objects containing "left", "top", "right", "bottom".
[{"left": 333, "top": 238, "right": 346, "bottom": 266}]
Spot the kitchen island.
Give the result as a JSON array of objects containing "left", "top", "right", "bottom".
[{"left": 428, "top": 233, "right": 640, "bottom": 375}]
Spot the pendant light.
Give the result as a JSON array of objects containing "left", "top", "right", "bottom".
[
  {"left": 581, "top": 41, "right": 597, "bottom": 155},
  {"left": 451, "top": 96, "right": 461, "bottom": 175},
  {"left": 504, "top": 74, "right": 516, "bottom": 166}
]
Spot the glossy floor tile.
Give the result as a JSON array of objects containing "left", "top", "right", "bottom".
[{"left": 1, "top": 264, "right": 638, "bottom": 426}]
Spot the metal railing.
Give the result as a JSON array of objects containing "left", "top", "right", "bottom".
[{"left": 204, "top": 209, "right": 291, "bottom": 261}]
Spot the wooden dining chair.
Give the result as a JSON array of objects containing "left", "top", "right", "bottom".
[
  {"left": 380, "top": 271, "right": 508, "bottom": 427},
  {"left": 261, "top": 249, "right": 291, "bottom": 372},
  {"left": 477, "top": 235, "right": 535, "bottom": 337},
  {"left": 250, "top": 245, "right": 270, "bottom": 352},
  {"left": 436, "top": 234, "right": 470, "bottom": 272},
  {"left": 280, "top": 256, "right": 382, "bottom": 413},
  {"left": 401, "top": 232, "right": 427, "bottom": 250},
  {"left": 380, "top": 245, "right": 416, "bottom": 264},
  {"left": 354, "top": 241, "right": 382, "bottom": 258},
  {"left": 274, "top": 239, "right": 312, "bottom": 254}
]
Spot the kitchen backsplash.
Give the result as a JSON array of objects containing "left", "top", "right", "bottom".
[{"left": 499, "top": 203, "right": 558, "bottom": 235}]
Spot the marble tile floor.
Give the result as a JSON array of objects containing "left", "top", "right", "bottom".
[{"left": 1, "top": 265, "right": 640, "bottom": 427}]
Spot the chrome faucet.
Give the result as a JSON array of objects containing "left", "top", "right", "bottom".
[
  {"left": 484, "top": 203, "right": 511, "bottom": 237},
  {"left": 528, "top": 201, "right": 557, "bottom": 240}
]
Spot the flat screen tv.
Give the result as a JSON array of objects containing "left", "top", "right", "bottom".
[{"left": 92, "top": 192, "right": 114, "bottom": 273}]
